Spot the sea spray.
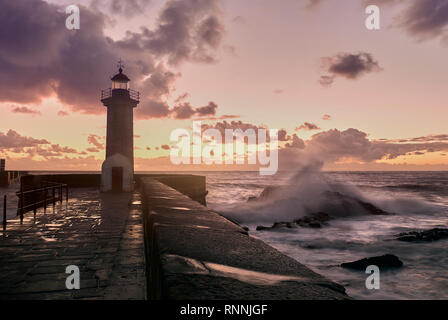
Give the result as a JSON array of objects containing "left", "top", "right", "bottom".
[{"left": 217, "top": 159, "right": 441, "bottom": 225}]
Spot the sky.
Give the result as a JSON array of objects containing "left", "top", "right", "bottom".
[{"left": 0, "top": 0, "right": 447, "bottom": 171}]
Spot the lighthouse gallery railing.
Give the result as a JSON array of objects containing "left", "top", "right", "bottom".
[{"left": 101, "top": 88, "right": 140, "bottom": 101}]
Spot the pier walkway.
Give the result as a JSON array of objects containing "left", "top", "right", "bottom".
[{"left": 0, "top": 188, "right": 145, "bottom": 300}]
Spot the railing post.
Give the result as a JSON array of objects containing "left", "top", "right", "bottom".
[
  {"left": 33, "top": 200, "right": 37, "bottom": 218},
  {"left": 52, "top": 187, "right": 55, "bottom": 207},
  {"left": 20, "top": 191, "right": 24, "bottom": 223},
  {"left": 66, "top": 186, "right": 68, "bottom": 202},
  {"left": 3, "top": 194, "right": 6, "bottom": 230},
  {"left": 60, "top": 185, "right": 63, "bottom": 204}
]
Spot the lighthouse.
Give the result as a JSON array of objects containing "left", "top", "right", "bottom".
[{"left": 100, "top": 62, "right": 140, "bottom": 192}]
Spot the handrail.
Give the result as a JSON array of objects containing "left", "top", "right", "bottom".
[
  {"left": 3, "top": 182, "right": 70, "bottom": 227},
  {"left": 101, "top": 88, "right": 140, "bottom": 102}
]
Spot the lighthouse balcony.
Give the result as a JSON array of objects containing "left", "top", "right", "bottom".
[{"left": 101, "top": 88, "right": 140, "bottom": 103}]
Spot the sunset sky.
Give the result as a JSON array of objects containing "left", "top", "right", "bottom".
[{"left": 1, "top": 0, "right": 447, "bottom": 171}]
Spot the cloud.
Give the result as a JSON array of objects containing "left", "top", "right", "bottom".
[
  {"left": 0, "top": 129, "right": 86, "bottom": 159},
  {"left": 309, "top": 0, "right": 447, "bottom": 43},
  {"left": 0, "top": 129, "right": 49, "bottom": 149},
  {"left": 202, "top": 120, "right": 266, "bottom": 136},
  {"left": 171, "top": 101, "right": 218, "bottom": 120},
  {"left": 87, "top": 134, "right": 105, "bottom": 150},
  {"left": 232, "top": 16, "right": 246, "bottom": 24},
  {"left": 304, "top": 128, "right": 448, "bottom": 162},
  {"left": 198, "top": 114, "right": 240, "bottom": 121},
  {"left": 306, "top": 0, "right": 325, "bottom": 9},
  {"left": 295, "top": 122, "right": 321, "bottom": 131},
  {"left": 319, "top": 52, "right": 382, "bottom": 86},
  {"left": 10, "top": 105, "right": 41, "bottom": 116},
  {"left": 322, "top": 114, "right": 331, "bottom": 120},
  {"left": 285, "top": 134, "right": 306, "bottom": 149},
  {"left": 118, "top": 0, "right": 225, "bottom": 65},
  {"left": 91, "top": 0, "right": 152, "bottom": 18},
  {"left": 0, "top": 0, "right": 225, "bottom": 118},
  {"left": 397, "top": 0, "right": 448, "bottom": 42},
  {"left": 161, "top": 144, "right": 171, "bottom": 150},
  {"left": 278, "top": 129, "right": 290, "bottom": 141},
  {"left": 57, "top": 110, "right": 69, "bottom": 117},
  {"left": 273, "top": 89, "right": 284, "bottom": 94}
]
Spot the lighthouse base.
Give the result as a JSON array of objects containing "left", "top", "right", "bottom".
[{"left": 101, "top": 153, "right": 133, "bottom": 192}]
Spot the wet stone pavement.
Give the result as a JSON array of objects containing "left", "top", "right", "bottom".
[{"left": 0, "top": 188, "right": 146, "bottom": 300}]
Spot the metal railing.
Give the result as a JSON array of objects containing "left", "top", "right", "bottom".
[
  {"left": 1, "top": 182, "right": 69, "bottom": 229},
  {"left": 101, "top": 88, "right": 112, "bottom": 100},
  {"left": 101, "top": 88, "right": 140, "bottom": 102}
]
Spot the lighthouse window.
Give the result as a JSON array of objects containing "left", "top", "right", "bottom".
[{"left": 112, "top": 81, "right": 129, "bottom": 90}]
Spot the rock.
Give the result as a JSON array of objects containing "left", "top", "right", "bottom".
[
  {"left": 294, "top": 212, "right": 333, "bottom": 228},
  {"left": 341, "top": 254, "right": 403, "bottom": 270},
  {"left": 251, "top": 186, "right": 392, "bottom": 216},
  {"left": 395, "top": 228, "right": 448, "bottom": 242},
  {"left": 322, "top": 191, "right": 391, "bottom": 216},
  {"left": 256, "top": 222, "right": 296, "bottom": 231}
]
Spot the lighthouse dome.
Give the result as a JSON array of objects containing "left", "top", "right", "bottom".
[{"left": 111, "top": 68, "right": 130, "bottom": 89}]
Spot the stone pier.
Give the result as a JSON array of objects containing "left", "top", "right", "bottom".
[
  {"left": 141, "top": 178, "right": 349, "bottom": 300},
  {"left": 0, "top": 174, "right": 349, "bottom": 300},
  {"left": 0, "top": 188, "right": 145, "bottom": 299}
]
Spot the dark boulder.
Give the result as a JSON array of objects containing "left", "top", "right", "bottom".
[
  {"left": 341, "top": 254, "right": 403, "bottom": 270},
  {"left": 294, "top": 212, "right": 333, "bottom": 228},
  {"left": 395, "top": 228, "right": 448, "bottom": 243},
  {"left": 256, "top": 222, "right": 297, "bottom": 231},
  {"left": 256, "top": 212, "right": 333, "bottom": 231},
  {"left": 322, "top": 191, "right": 391, "bottom": 216}
]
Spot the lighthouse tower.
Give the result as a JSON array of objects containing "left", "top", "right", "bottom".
[{"left": 100, "top": 62, "right": 140, "bottom": 192}]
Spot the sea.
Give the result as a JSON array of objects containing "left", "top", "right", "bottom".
[{"left": 1, "top": 170, "right": 447, "bottom": 299}]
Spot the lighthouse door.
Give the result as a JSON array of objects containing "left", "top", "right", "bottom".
[{"left": 111, "top": 167, "right": 123, "bottom": 192}]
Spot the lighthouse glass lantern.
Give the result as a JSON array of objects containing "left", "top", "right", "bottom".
[{"left": 111, "top": 68, "right": 130, "bottom": 90}]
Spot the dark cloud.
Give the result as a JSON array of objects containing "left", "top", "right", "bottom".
[
  {"left": 319, "top": 52, "right": 382, "bottom": 86},
  {"left": 296, "top": 122, "right": 321, "bottom": 131},
  {"left": 195, "top": 102, "right": 218, "bottom": 117},
  {"left": 278, "top": 129, "right": 290, "bottom": 142},
  {"left": 0, "top": 129, "right": 49, "bottom": 148},
  {"left": 0, "top": 0, "right": 225, "bottom": 118},
  {"left": 87, "top": 134, "right": 105, "bottom": 150},
  {"left": 202, "top": 120, "right": 266, "bottom": 136},
  {"left": 388, "top": 134, "right": 448, "bottom": 143},
  {"left": 10, "top": 105, "right": 41, "bottom": 116},
  {"left": 118, "top": 0, "right": 224, "bottom": 65},
  {"left": 161, "top": 144, "right": 171, "bottom": 150},
  {"left": 0, "top": 129, "right": 85, "bottom": 159},
  {"left": 171, "top": 101, "right": 218, "bottom": 120},
  {"left": 309, "top": 0, "right": 448, "bottom": 43},
  {"left": 398, "top": 0, "right": 448, "bottom": 42},
  {"left": 285, "top": 134, "right": 305, "bottom": 149},
  {"left": 305, "top": 128, "right": 448, "bottom": 162}
]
